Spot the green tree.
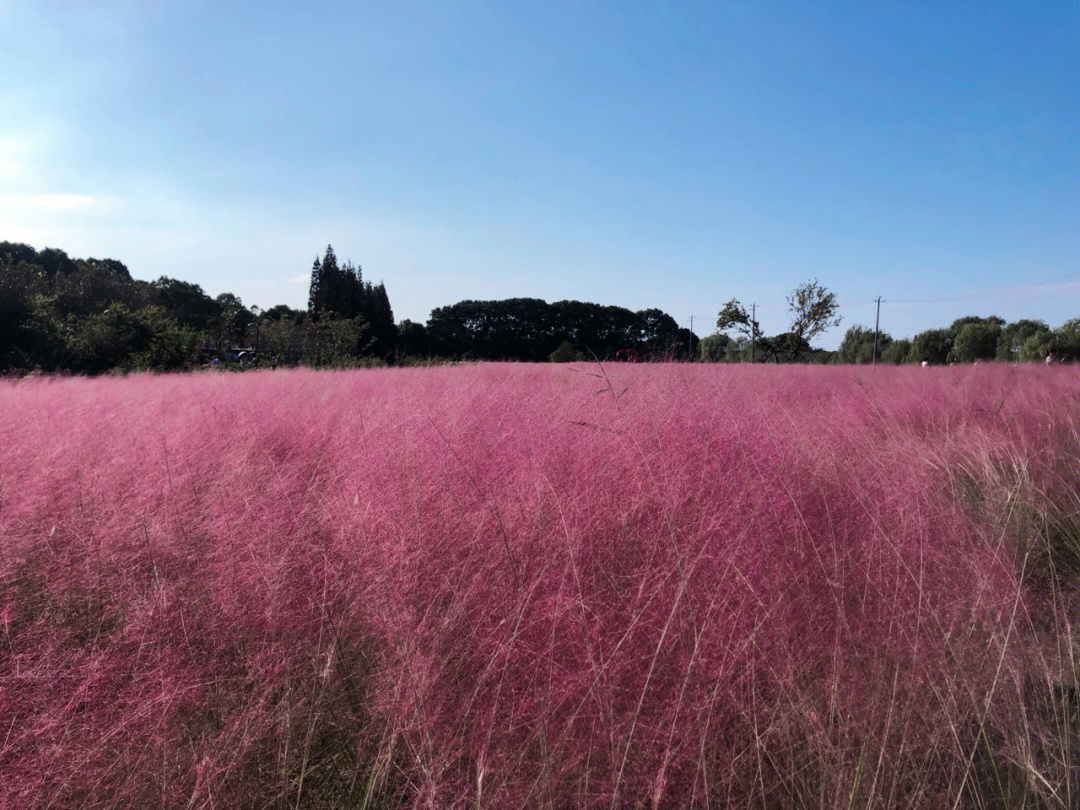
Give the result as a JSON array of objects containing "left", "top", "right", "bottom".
[
  {"left": 699, "top": 333, "right": 731, "bottom": 362},
  {"left": 715, "top": 299, "right": 769, "bottom": 359},
  {"left": 951, "top": 321, "right": 1002, "bottom": 362},
  {"left": 880, "top": 339, "right": 911, "bottom": 364},
  {"left": 723, "top": 336, "right": 753, "bottom": 363},
  {"left": 1019, "top": 332, "right": 1053, "bottom": 362},
  {"left": 368, "top": 282, "right": 397, "bottom": 354},
  {"left": 262, "top": 304, "right": 305, "bottom": 323},
  {"left": 396, "top": 320, "right": 429, "bottom": 358},
  {"left": 305, "top": 246, "right": 398, "bottom": 357},
  {"left": 948, "top": 315, "right": 1005, "bottom": 337},
  {"left": 0, "top": 265, "right": 36, "bottom": 370},
  {"left": 259, "top": 315, "right": 307, "bottom": 364},
  {"left": 910, "top": 329, "right": 952, "bottom": 364},
  {"left": 62, "top": 305, "right": 148, "bottom": 373},
  {"left": 127, "top": 307, "right": 199, "bottom": 370},
  {"left": 307, "top": 255, "right": 322, "bottom": 314},
  {"left": 838, "top": 324, "right": 892, "bottom": 364},
  {"left": 786, "top": 280, "right": 841, "bottom": 359},
  {"left": 771, "top": 331, "right": 813, "bottom": 362},
  {"left": 152, "top": 277, "right": 218, "bottom": 330},
  {"left": 1052, "top": 319, "right": 1080, "bottom": 361},
  {"left": 213, "top": 293, "right": 252, "bottom": 348},
  {"left": 717, "top": 280, "right": 839, "bottom": 362},
  {"left": 996, "top": 320, "right": 1050, "bottom": 361},
  {"left": 308, "top": 245, "right": 346, "bottom": 317}
]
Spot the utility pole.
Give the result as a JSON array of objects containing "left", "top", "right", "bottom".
[
  {"left": 750, "top": 303, "right": 756, "bottom": 363},
  {"left": 249, "top": 306, "right": 262, "bottom": 353},
  {"left": 689, "top": 314, "right": 694, "bottom": 361},
  {"left": 872, "top": 297, "right": 882, "bottom": 364}
]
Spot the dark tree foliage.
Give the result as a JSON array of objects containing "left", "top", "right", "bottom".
[
  {"left": 838, "top": 325, "right": 893, "bottom": 364},
  {"left": 426, "top": 298, "right": 697, "bottom": 361},
  {"left": 880, "top": 339, "right": 911, "bottom": 364},
  {"left": 0, "top": 242, "right": 39, "bottom": 266},
  {"left": 213, "top": 293, "right": 254, "bottom": 349},
  {"left": 307, "top": 245, "right": 397, "bottom": 354},
  {"left": 909, "top": 329, "right": 953, "bottom": 365},
  {"left": 835, "top": 315, "right": 1052, "bottom": 365},
  {"left": 34, "top": 247, "right": 78, "bottom": 277},
  {"left": 0, "top": 243, "right": 203, "bottom": 372},
  {"left": 396, "top": 320, "right": 430, "bottom": 358},
  {"left": 0, "top": 241, "right": 401, "bottom": 373},
  {"left": 548, "top": 340, "right": 583, "bottom": 363},
  {"left": 366, "top": 283, "right": 396, "bottom": 354},
  {"left": 152, "top": 277, "right": 219, "bottom": 330},
  {"left": 699, "top": 333, "right": 732, "bottom": 362},
  {"left": 948, "top": 315, "right": 1005, "bottom": 335},
  {"left": 997, "top": 320, "right": 1050, "bottom": 361},
  {"left": 7, "top": 239, "right": 1080, "bottom": 373},
  {"left": 307, "top": 255, "right": 322, "bottom": 313},
  {"left": 262, "top": 304, "right": 306, "bottom": 323},
  {"left": 951, "top": 322, "right": 1002, "bottom": 362},
  {"left": 1052, "top": 320, "right": 1080, "bottom": 361},
  {"left": 770, "top": 332, "right": 814, "bottom": 362}
]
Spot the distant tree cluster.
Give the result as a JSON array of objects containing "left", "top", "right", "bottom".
[
  {"left": 401, "top": 298, "right": 698, "bottom": 362},
  {"left": 2, "top": 242, "right": 207, "bottom": 373},
  {"left": 701, "top": 313, "right": 1078, "bottom": 366},
  {"left": 704, "top": 281, "right": 1078, "bottom": 365},
  {"left": 0, "top": 241, "right": 398, "bottom": 374},
  {"left": 5, "top": 240, "right": 1076, "bottom": 374},
  {"left": 834, "top": 315, "right": 1075, "bottom": 365},
  {"left": 307, "top": 246, "right": 396, "bottom": 354},
  {"left": 0, "top": 241, "right": 698, "bottom": 374}
]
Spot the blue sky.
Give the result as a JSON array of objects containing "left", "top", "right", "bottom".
[{"left": 1, "top": 1, "right": 1077, "bottom": 346}]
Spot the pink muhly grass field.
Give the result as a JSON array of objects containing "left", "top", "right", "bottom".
[{"left": 2, "top": 363, "right": 1079, "bottom": 808}]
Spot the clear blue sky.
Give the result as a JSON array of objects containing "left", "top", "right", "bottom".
[{"left": 2, "top": 1, "right": 1077, "bottom": 346}]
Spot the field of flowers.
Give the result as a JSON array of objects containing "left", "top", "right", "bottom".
[{"left": 2, "top": 363, "right": 1079, "bottom": 808}]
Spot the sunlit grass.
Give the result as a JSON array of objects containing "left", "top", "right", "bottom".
[{"left": 1, "top": 363, "right": 1078, "bottom": 808}]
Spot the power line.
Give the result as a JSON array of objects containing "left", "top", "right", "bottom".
[
  {"left": 887, "top": 273, "right": 1080, "bottom": 305},
  {"left": 838, "top": 273, "right": 1080, "bottom": 309}
]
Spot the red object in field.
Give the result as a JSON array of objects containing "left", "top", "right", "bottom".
[{"left": 615, "top": 348, "right": 640, "bottom": 362}]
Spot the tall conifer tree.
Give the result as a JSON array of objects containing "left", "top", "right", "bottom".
[{"left": 307, "top": 255, "right": 322, "bottom": 314}]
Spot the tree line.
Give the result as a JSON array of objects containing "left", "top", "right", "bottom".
[
  {"left": 702, "top": 280, "right": 1080, "bottom": 365},
  {"left": 401, "top": 299, "right": 698, "bottom": 362},
  {"left": 832, "top": 316, "right": 1080, "bottom": 365},
  {"left": 0, "top": 242, "right": 696, "bottom": 373},
  {"left": 2, "top": 240, "right": 1075, "bottom": 373},
  {"left": 702, "top": 316, "right": 1080, "bottom": 365},
  {"left": 0, "top": 242, "right": 400, "bottom": 373}
]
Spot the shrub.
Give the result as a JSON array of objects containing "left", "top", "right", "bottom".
[
  {"left": 548, "top": 339, "right": 582, "bottom": 362},
  {"left": 698, "top": 332, "right": 731, "bottom": 362}
]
